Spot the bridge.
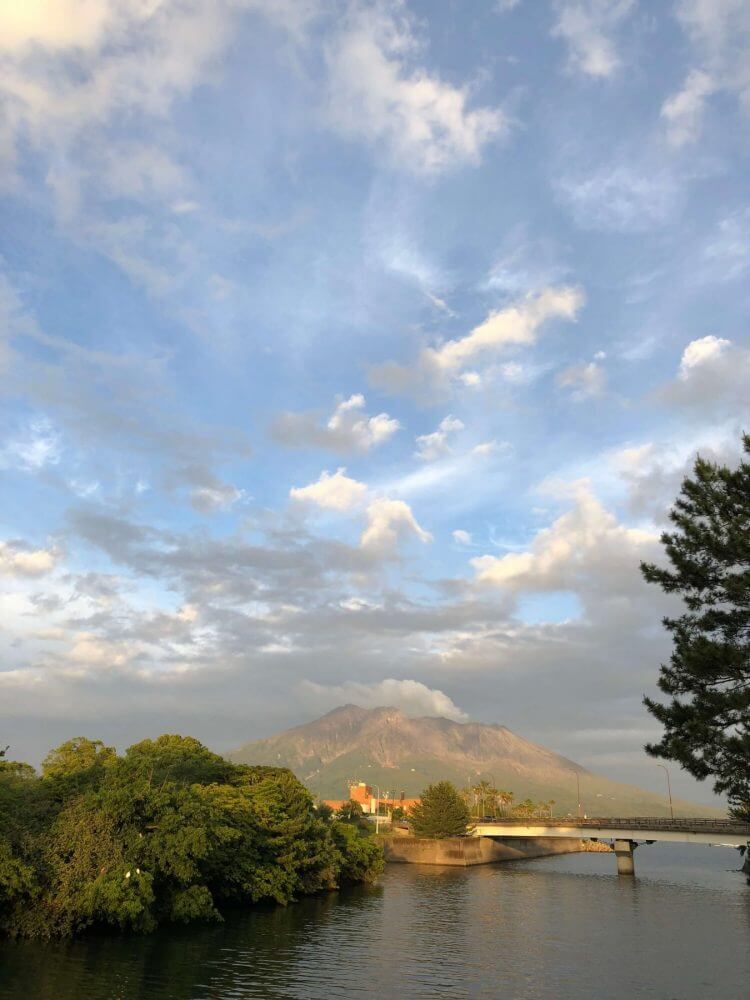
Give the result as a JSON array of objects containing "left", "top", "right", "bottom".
[{"left": 471, "top": 817, "right": 750, "bottom": 875}]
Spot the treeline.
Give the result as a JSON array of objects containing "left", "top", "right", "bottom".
[
  {"left": 0, "top": 735, "right": 383, "bottom": 939},
  {"left": 462, "top": 780, "right": 556, "bottom": 820}
]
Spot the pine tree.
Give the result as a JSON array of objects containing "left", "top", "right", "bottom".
[
  {"left": 409, "top": 781, "right": 470, "bottom": 838},
  {"left": 640, "top": 436, "right": 750, "bottom": 817}
]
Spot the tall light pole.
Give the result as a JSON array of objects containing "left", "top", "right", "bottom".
[
  {"left": 576, "top": 771, "right": 582, "bottom": 820},
  {"left": 656, "top": 763, "right": 674, "bottom": 821},
  {"left": 372, "top": 784, "right": 381, "bottom": 833}
]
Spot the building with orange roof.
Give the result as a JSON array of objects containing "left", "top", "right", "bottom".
[{"left": 322, "top": 782, "right": 420, "bottom": 818}]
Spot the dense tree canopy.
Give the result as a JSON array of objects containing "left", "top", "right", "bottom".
[
  {"left": 641, "top": 436, "right": 750, "bottom": 817},
  {"left": 409, "top": 781, "right": 470, "bottom": 838},
  {"left": 0, "top": 734, "right": 383, "bottom": 939}
]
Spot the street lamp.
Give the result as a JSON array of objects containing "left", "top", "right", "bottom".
[
  {"left": 372, "top": 785, "right": 381, "bottom": 833},
  {"left": 656, "top": 763, "right": 674, "bottom": 821},
  {"left": 576, "top": 771, "right": 582, "bottom": 820}
]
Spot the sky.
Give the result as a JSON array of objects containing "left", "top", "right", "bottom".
[{"left": 1, "top": 1, "right": 749, "bottom": 804}]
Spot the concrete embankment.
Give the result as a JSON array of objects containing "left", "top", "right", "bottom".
[{"left": 381, "top": 835, "right": 587, "bottom": 867}]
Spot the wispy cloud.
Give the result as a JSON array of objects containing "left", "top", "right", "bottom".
[
  {"left": 272, "top": 394, "right": 400, "bottom": 453},
  {"left": 370, "top": 287, "right": 584, "bottom": 399},
  {"left": 325, "top": 1, "right": 505, "bottom": 173},
  {"left": 552, "top": 0, "right": 635, "bottom": 78}
]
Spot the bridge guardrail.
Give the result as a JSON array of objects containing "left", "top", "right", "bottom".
[{"left": 471, "top": 817, "right": 750, "bottom": 835}]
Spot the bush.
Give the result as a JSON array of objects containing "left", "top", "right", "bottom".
[
  {"left": 0, "top": 734, "right": 384, "bottom": 939},
  {"left": 409, "top": 781, "right": 470, "bottom": 839}
]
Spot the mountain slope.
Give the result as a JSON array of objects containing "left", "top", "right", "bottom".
[{"left": 227, "top": 705, "right": 723, "bottom": 818}]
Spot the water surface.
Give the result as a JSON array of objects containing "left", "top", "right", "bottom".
[{"left": 1, "top": 845, "right": 748, "bottom": 999}]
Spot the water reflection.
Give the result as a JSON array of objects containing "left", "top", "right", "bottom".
[{"left": 1, "top": 846, "right": 748, "bottom": 999}]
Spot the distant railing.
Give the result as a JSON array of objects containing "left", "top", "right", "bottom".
[{"left": 472, "top": 817, "right": 750, "bottom": 835}]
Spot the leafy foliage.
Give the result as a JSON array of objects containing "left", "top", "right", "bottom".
[
  {"left": 0, "top": 733, "right": 383, "bottom": 939},
  {"left": 641, "top": 436, "right": 750, "bottom": 816},
  {"left": 336, "top": 799, "right": 364, "bottom": 822},
  {"left": 331, "top": 822, "right": 385, "bottom": 884},
  {"left": 409, "top": 781, "right": 470, "bottom": 838}
]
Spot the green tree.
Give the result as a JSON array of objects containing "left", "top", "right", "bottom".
[
  {"left": 41, "top": 737, "right": 116, "bottom": 799},
  {"left": 409, "top": 781, "right": 470, "bottom": 838},
  {"left": 496, "top": 790, "right": 514, "bottom": 816},
  {"left": 511, "top": 798, "right": 536, "bottom": 819},
  {"left": 315, "top": 801, "right": 334, "bottom": 821},
  {"left": 331, "top": 822, "right": 384, "bottom": 885},
  {"left": 122, "top": 734, "right": 234, "bottom": 786},
  {"left": 640, "top": 438, "right": 750, "bottom": 817},
  {"left": 0, "top": 733, "right": 384, "bottom": 939},
  {"left": 336, "top": 799, "right": 364, "bottom": 822}
]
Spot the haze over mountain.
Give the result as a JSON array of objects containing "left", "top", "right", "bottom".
[{"left": 229, "top": 706, "right": 722, "bottom": 818}]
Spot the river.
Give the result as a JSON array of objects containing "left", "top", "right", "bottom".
[{"left": 1, "top": 844, "right": 748, "bottom": 999}]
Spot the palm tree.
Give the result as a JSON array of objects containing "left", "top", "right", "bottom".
[{"left": 496, "top": 790, "right": 514, "bottom": 817}]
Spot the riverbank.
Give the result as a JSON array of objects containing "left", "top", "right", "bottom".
[
  {"left": 380, "top": 834, "right": 587, "bottom": 866},
  {"left": 2, "top": 846, "right": 746, "bottom": 999}
]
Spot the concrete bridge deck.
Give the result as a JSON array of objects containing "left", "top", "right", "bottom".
[
  {"left": 471, "top": 818, "right": 750, "bottom": 875},
  {"left": 472, "top": 817, "right": 750, "bottom": 847}
]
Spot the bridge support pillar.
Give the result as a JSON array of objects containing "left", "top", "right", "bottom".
[{"left": 614, "top": 839, "right": 637, "bottom": 876}]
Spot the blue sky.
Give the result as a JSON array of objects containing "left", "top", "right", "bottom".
[{"left": 1, "top": 0, "right": 749, "bottom": 803}]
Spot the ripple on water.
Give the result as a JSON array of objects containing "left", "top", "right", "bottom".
[{"left": 0, "top": 845, "right": 748, "bottom": 1000}]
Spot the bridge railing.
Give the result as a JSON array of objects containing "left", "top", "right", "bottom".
[{"left": 472, "top": 817, "right": 750, "bottom": 835}]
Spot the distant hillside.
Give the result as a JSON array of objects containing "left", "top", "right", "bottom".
[{"left": 227, "top": 705, "right": 723, "bottom": 818}]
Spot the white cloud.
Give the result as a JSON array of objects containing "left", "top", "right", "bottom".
[
  {"left": 435, "top": 287, "right": 583, "bottom": 371},
  {"left": 327, "top": 394, "right": 400, "bottom": 450},
  {"left": 290, "top": 468, "right": 368, "bottom": 511},
  {"left": 360, "top": 497, "right": 432, "bottom": 556},
  {"left": 370, "top": 286, "right": 584, "bottom": 397},
  {"left": 661, "top": 69, "right": 716, "bottom": 146},
  {"left": 702, "top": 209, "right": 750, "bottom": 282},
  {"left": 301, "top": 677, "right": 468, "bottom": 721},
  {"left": 0, "top": 540, "right": 60, "bottom": 577},
  {"left": 68, "top": 632, "right": 134, "bottom": 669},
  {"left": 661, "top": 336, "right": 750, "bottom": 418},
  {"left": 190, "top": 483, "right": 244, "bottom": 514},
  {"left": 272, "top": 394, "right": 400, "bottom": 453},
  {"left": 678, "top": 334, "right": 730, "bottom": 377},
  {"left": 556, "top": 163, "right": 683, "bottom": 232},
  {"left": 0, "top": 1, "right": 114, "bottom": 53},
  {"left": 0, "top": 1, "right": 234, "bottom": 181},
  {"left": 556, "top": 360, "right": 606, "bottom": 399},
  {"left": 608, "top": 430, "right": 742, "bottom": 519},
  {"left": 452, "top": 529, "right": 472, "bottom": 545},
  {"left": 552, "top": 0, "right": 634, "bottom": 78},
  {"left": 676, "top": 0, "right": 750, "bottom": 113},
  {"left": 325, "top": 2, "right": 504, "bottom": 173},
  {"left": 471, "top": 481, "right": 656, "bottom": 596},
  {"left": 472, "top": 440, "right": 505, "bottom": 458},
  {"left": 414, "top": 415, "right": 464, "bottom": 462},
  {"left": 484, "top": 228, "right": 571, "bottom": 297},
  {"left": 1, "top": 417, "right": 61, "bottom": 471}
]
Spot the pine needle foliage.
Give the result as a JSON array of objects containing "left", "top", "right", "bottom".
[
  {"left": 640, "top": 435, "right": 750, "bottom": 817},
  {"left": 409, "top": 781, "right": 470, "bottom": 838}
]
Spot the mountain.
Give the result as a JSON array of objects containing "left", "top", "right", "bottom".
[{"left": 227, "top": 705, "right": 723, "bottom": 818}]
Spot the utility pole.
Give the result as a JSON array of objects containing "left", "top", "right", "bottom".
[
  {"left": 373, "top": 785, "right": 381, "bottom": 833},
  {"left": 657, "top": 763, "right": 674, "bottom": 821}
]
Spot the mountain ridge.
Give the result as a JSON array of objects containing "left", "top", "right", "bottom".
[{"left": 228, "top": 705, "right": 723, "bottom": 818}]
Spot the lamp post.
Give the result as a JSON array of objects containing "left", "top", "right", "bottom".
[
  {"left": 576, "top": 771, "right": 582, "bottom": 820},
  {"left": 656, "top": 763, "right": 674, "bottom": 821},
  {"left": 372, "top": 784, "right": 381, "bottom": 833}
]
